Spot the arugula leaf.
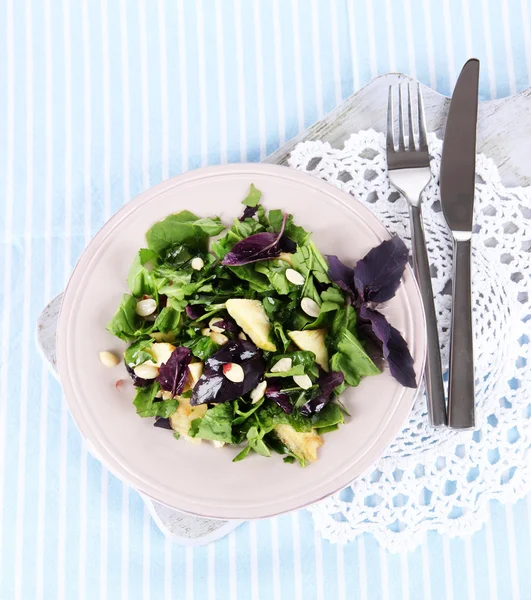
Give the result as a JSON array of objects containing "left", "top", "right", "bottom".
[
  {"left": 127, "top": 249, "right": 158, "bottom": 298},
  {"left": 272, "top": 321, "right": 291, "bottom": 352},
  {"left": 330, "top": 305, "right": 358, "bottom": 339},
  {"left": 233, "top": 445, "right": 251, "bottom": 462},
  {"left": 315, "top": 424, "right": 338, "bottom": 434},
  {"left": 227, "top": 265, "right": 271, "bottom": 292},
  {"left": 269, "top": 351, "right": 317, "bottom": 375},
  {"left": 106, "top": 294, "right": 149, "bottom": 342},
  {"left": 320, "top": 286, "right": 345, "bottom": 305},
  {"left": 242, "top": 183, "right": 262, "bottom": 207},
  {"left": 189, "top": 403, "right": 234, "bottom": 443},
  {"left": 311, "top": 403, "right": 344, "bottom": 429},
  {"left": 265, "top": 364, "right": 306, "bottom": 378},
  {"left": 291, "top": 242, "right": 330, "bottom": 284},
  {"left": 268, "top": 210, "right": 311, "bottom": 246},
  {"left": 246, "top": 426, "right": 271, "bottom": 457},
  {"left": 124, "top": 338, "right": 154, "bottom": 367},
  {"left": 146, "top": 211, "right": 224, "bottom": 254},
  {"left": 255, "top": 260, "right": 294, "bottom": 295},
  {"left": 133, "top": 382, "right": 179, "bottom": 418},
  {"left": 232, "top": 398, "right": 265, "bottom": 425},
  {"left": 153, "top": 306, "right": 182, "bottom": 333},
  {"left": 330, "top": 329, "right": 379, "bottom": 386},
  {"left": 301, "top": 273, "right": 321, "bottom": 305},
  {"left": 183, "top": 336, "right": 220, "bottom": 360}
]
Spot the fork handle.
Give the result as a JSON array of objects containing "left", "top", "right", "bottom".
[
  {"left": 408, "top": 203, "right": 447, "bottom": 427},
  {"left": 447, "top": 238, "right": 475, "bottom": 429}
]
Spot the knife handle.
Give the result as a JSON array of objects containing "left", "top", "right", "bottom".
[
  {"left": 448, "top": 238, "right": 475, "bottom": 429},
  {"left": 408, "top": 204, "right": 447, "bottom": 427}
]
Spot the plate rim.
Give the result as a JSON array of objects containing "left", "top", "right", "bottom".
[{"left": 57, "top": 163, "right": 426, "bottom": 520}]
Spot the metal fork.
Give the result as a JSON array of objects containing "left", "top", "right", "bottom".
[{"left": 387, "top": 82, "right": 447, "bottom": 427}]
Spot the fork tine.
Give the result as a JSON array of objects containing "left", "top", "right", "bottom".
[
  {"left": 398, "top": 83, "right": 405, "bottom": 151},
  {"left": 387, "top": 86, "right": 394, "bottom": 152},
  {"left": 417, "top": 82, "right": 428, "bottom": 151},
  {"left": 407, "top": 83, "right": 416, "bottom": 151}
]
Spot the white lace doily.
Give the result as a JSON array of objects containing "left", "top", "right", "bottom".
[{"left": 288, "top": 130, "right": 531, "bottom": 551}]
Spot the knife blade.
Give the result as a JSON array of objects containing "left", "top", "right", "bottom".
[
  {"left": 440, "top": 59, "right": 480, "bottom": 234},
  {"left": 440, "top": 58, "right": 480, "bottom": 429}
]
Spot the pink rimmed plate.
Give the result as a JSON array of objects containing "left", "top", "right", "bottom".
[{"left": 57, "top": 163, "right": 426, "bottom": 520}]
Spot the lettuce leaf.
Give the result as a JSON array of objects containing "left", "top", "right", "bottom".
[
  {"left": 189, "top": 403, "right": 234, "bottom": 443},
  {"left": 106, "top": 294, "right": 151, "bottom": 342},
  {"left": 146, "top": 210, "right": 224, "bottom": 254}
]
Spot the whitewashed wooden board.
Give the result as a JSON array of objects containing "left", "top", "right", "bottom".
[{"left": 36, "top": 73, "right": 531, "bottom": 545}]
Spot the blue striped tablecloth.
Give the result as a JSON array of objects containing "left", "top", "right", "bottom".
[{"left": 1, "top": 1, "right": 530, "bottom": 599}]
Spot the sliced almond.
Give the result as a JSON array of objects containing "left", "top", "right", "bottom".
[
  {"left": 285, "top": 268, "right": 305, "bottom": 286},
  {"left": 209, "top": 318, "right": 225, "bottom": 333},
  {"left": 133, "top": 362, "right": 160, "bottom": 379},
  {"left": 201, "top": 327, "right": 211, "bottom": 336},
  {"left": 238, "top": 331, "right": 247, "bottom": 341},
  {"left": 191, "top": 256, "right": 205, "bottom": 271},
  {"left": 99, "top": 350, "right": 120, "bottom": 368},
  {"left": 250, "top": 380, "right": 267, "bottom": 403},
  {"left": 301, "top": 297, "right": 320, "bottom": 318},
  {"left": 210, "top": 331, "right": 229, "bottom": 345},
  {"left": 223, "top": 362, "right": 244, "bottom": 383},
  {"left": 270, "top": 357, "right": 293, "bottom": 373},
  {"left": 135, "top": 298, "right": 157, "bottom": 317},
  {"left": 293, "top": 374, "right": 312, "bottom": 390}
]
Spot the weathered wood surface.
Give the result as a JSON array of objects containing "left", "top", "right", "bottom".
[
  {"left": 266, "top": 73, "right": 531, "bottom": 188},
  {"left": 36, "top": 73, "right": 531, "bottom": 544}
]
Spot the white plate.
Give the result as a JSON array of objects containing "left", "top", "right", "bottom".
[{"left": 57, "top": 163, "right": 426, "bottom": 520}]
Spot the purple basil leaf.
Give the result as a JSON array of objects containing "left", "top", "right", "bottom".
[
  {"left": 318, "top": 369, "right": 345, "bottom": 396},
  {"left": 299, "top": 369, "right": 344, "bottom": 416},
  {"left": 354, "top": 236, "right": 409, "bottom": 303},
  {"left": 359, "top": 305, "right": 417, "bottom": 388},
  {"left": 221, "top": 214, "right": 290, "bottom": 266},
  {"left": 157, "top": 347, "right": 192, "bottom": 397},
  {"left": 184, "top": 304, "right": 204, "bottom": 321},
  {"left": 326, "top": 255, "right": 355, "bottom": 295},
  {"left": 153, "top": 417, "right": 173, "bottom": 430},
  {"left": 239, "top": 205, "right": 258, "bottom": 221},
  {"left": 278, "top": 235, "right": 297, "bottom": 253},
  {"left": 191, "top": 340, "right": 265, "bottom": 405},
  {"left": 265, "top": 381, "right": 294, "bottom": 414},
  {"left": 299, "top": 395, "right": 328, "bottom": 417},
  {"left": 125, "top": 363, "right": 149, "bottom": 387},
  {"left": 211, "top": 318, "right": 239, "bottom": 334},
  {"left": 185, "top": 304, "right": 204, "bottom": 320}
]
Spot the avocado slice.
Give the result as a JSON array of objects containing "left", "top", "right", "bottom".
[
  {"left": 274, "top": 424, "right": 323, "bottom": 462},
  {"left": 226, "top": 299, "right": 277, "bottom": 352},
  {"left": 288, "top": 329, "right": 329, "bottom": 371}
]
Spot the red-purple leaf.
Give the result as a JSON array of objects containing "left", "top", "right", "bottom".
[
  {"left": 359, "top": 305, "right": 417, "bottom": 388},
  {"left": 239, "top": 205, "right": 258, "bottom": 221},
  {"left": 125, "top": 363, "right": 149, "bottom": 387},
  {"left": 326, "top": 255, "right": 355, "bottom": 296},
  {"left": 190, "top": 340, "right": 265, "bottom": 405},
  {"left": 157, "top": 347, "right": 192, "bottom": 397},
  {"left": 299, "top": 369, "right": 344, "bottom": 416},
  {"left": 265, "top": 380, "right": 294, "bottom": 414},
  {"left": 221, "top": 213, "right": 291, "bottom": 266},
  {"left": 185, "top": 304, "right": 204, "bottom": 320},
  {"left": 354, "top": 236, "right": 409, "bottom": 303},
  {"left": 211, "top": 318, "right": 239, "bottom": 334}
]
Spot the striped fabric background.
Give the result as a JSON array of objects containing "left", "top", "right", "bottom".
[{"left": 1, "top": 1, "right": 530, "bottom": 598}]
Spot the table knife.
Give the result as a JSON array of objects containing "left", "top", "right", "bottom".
[{"left": 440, "top": 59, "right": 480, "bottom": 429}]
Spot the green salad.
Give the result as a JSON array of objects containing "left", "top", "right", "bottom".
[{"left": 105, "top": 184, "right": 416, "bottom": 466}]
